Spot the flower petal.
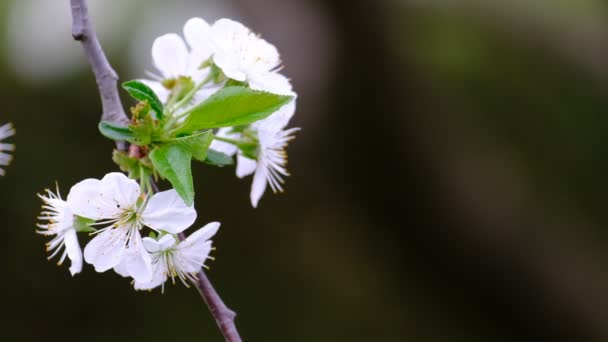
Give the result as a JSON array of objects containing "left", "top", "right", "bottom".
[
  {"left": 254, "top": 99, "right": 296, "bottom": 132},
  {"left": 250, "top": 164, "right": 268, "bottom": 208},
  {"left": 63, "top": 229, "right": 83, "bottom": 276},
  {"left": 134, "top": 264, "right": 167, "bottom": 291},
  {"left": 249, "top": 72, "right": 294, "bottom": 96},
  {"left": 152, "top": 33, "right": 189, "bottom": 79},
  {"left": 83, "top": 228, "right": 127, "bottom": 272},
  {"left": 113, "top": 259, "right": 130, "bottom": 278},
  {"left": 124, "top": 232, "right": 153, "bottom": 283},
  {"left": 66, "top": 178, "right": 106, "bottom": 219},
  {"left": 99, "top": 172, "right": 141, "bottom": 209},
  {"left": 184, "top": 17, "right": 213, "bottom": 57},
  {"left": 143, "top": 235, "right": 176, "bottom": 253},
  {"left": 236, "top": 154, "right": 257, "bottom": 178},
  {"left": 184, "top": 222, "right": 220, "bottom": 245},
  {"left": 210, "top": 18, "right": 250, "bottom": 53},
  {"left": 68, "top": 173, "right": 140, "bottom": 220},
  {"left": 142, "top": 189, "right": 197, "bottom": 234}
]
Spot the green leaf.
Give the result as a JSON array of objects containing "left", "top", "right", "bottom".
[
  {"left": 169, "top": 130, "right": 214, "bottom": 161},
  {"left": 123, "top": 80, "right": 164, "bottom": 119},
  {"left": 177, "top": 86, "right": 293, "bottom": 134},
  {"left": 99, "top": 121, "right": 135, "bottom": 142},
  {"left": 149, "top": 143, "right": 194, "bottom": 205},
  {"left": 204, "top": 149, "right": 234, "bottom": 166}
]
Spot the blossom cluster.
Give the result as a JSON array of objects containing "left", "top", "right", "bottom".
[
  {"left": 37, "top": 17, "right": 299, "bottom": 292},
  {"left": 38, "top": 173, "right": 218, "bottom": 291},
  {"left": 142, "top": 17, "right": 299, "bottom": 207}
]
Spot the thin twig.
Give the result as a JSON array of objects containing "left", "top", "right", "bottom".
[
  {"left": 70, "top": 2, "right": 242, "bottom": 340},
  {"left": 70, "top": 0, "right": 128, "bottom": 125},
  {"left": 177, "top": 234, "right": 242, "bottom": 342}
]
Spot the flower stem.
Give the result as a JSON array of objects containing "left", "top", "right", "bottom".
[{"left": 179, "top": 232, "right": 243, "bottom": 342}]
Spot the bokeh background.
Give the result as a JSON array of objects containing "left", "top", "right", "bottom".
[{"left": 0, "top": 0, "right": 608, "bottom": 340}]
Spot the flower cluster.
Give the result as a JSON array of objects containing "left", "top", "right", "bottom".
[
  {"left": 37, "top": 17, "right": 298, "bottom": 292},
  {"left": 0, "top": 122, "right": 15, "bottom": 176},
  {"left": 139, "top": 17, "right": 299, "bottom": 207},
  {"left": 38, "top": 173, "right": 217, "bottom": 290}
]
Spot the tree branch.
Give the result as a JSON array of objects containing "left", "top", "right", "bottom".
[
  {"left": 70, "top": 0, "right": 128, "bottom": 125},
  {"left": 178, "top": 232, "right": 242, "bottom": 342},
  {"left": 70, "top": 3, "right": 242, "bottom": 339}
]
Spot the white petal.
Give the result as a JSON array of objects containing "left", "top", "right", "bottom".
[
  {"left": 124, "top": 232, "right": 153, "bottom": 283},
  {"left": 236, "top": 154, "right": 257, "bottom": 178},
  {"left": 63, "top": 229, "right": 83, "bottom": 276},
  {"left": 134, "top": 265, "right": 167, "bottom": 291},
  {"left": 250, "top": 165, "right": 269, "bottom": 208},
  {"left": 83, "top": 228, "right": 127, "bottom": 272},
  {"left": 213, "top": 51, "right": 247, "bottom": 81},
  {"left": 113, "top": 260, "right": 130, "bottom": 278},
  {"left": 178, "top": 241, "right": 212, "bottom": 273},
  {"left": 99, "top": 172, "right": 141, "bottom": 209},
  {"left": 143, "top": 234, "right": 176, "bottom": 253},
  {"left": 68, "top": 173, "right": 140, "bottom": 220},
  {"left": 184, "top": 17, "right": 213, "bottom": 57},
  {"left": 66, "top": 178, "right": 106, "bottom": 220},
  {"left": 249, "top": 72, "right": 295, "bottom": 96},
  {"left": 210, "top": 18, "right": 250, "bottom": 52},
  {"left": 255, "top": 99, "right": 296, "bottom": 131},
  {"left": 152, "top": 34, "right": 189, "bottom": 79},
  {"left": 142, "top": 189, "right": 197, "bottom": 234},
  {"left": 247, "top": 37, "right": 281, "bottom": 73},
  {"left": 184, "top": 222, "right": 220, "bottom": 245}
]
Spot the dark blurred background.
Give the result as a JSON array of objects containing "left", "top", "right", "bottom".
[{"left": 1, "top": 0, "right": 608, "bottom": 340}]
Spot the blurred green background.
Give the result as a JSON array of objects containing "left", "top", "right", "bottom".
[{"left": 1, "top": 0, "right": 608, "bottom": 340}]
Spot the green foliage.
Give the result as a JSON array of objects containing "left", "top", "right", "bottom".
[
  {"left": 130, "top": 114, "right": 157, "bottom": 146},
  {"left": 149, "top": 143, "right": 194, "bottom": 206},
  {"left": 99, "top": 121, "right": 135, "bottom": 142},
  {"left": 205, "top": 149, "right": 234, "bottom": 166},
  {"left": 112, "top": 150, "right": 154, "bottom": 180},
  {"left": 177, "top": 86, "right": 292, "bottom": 134},
  {"left": 122, "top": 80, "right": 164, "bottom": 119},
  {"left": 168, "top": 130, "right": 214, "bottom": 161}
]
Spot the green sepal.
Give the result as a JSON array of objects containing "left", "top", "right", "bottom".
[
  {"left": 130, "top": 114, "right": 157, "bottom": 146},
  {"left": 176, "top": 86, "right": 293, "bottom": 134},
  {"left": 73, "top": 216, "right": 96, "bottom": 233},
  {"left": 122, "top": 80, "right": 164, "bottom": 119}
]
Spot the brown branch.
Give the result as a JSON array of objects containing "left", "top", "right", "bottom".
[
  {"left": 70, "top": 2, "right": 242, "bottom": 340},
  {"left": 70, "top": 0, "right": 128, "bottom": 125},
  {"left": 178, "top": 232, "right": 242, "bottom": 342}
]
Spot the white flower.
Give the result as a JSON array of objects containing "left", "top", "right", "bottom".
[
  {"left": 36, "top": 187, "right": 83, "bottom": 276},
  {"left": 132, "top": 222, "right": 219, "bottom": 292},
  {"left": 207, "top": 18, "right": 294, "bottom": 96},
  {"left": 142, "top": 19, "right": 217, "bottom": 104},
  {"left": 211, "top": 100, "right": 299, "bottom": 207},
  {"left": 0, "top": 123, "right": 15, "bottom": 176},
  {"left": 66, "top": 172, "right": 196, "bottom": 282}
]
